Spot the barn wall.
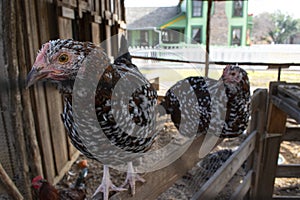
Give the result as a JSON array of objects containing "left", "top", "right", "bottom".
[{"left": 0, "top": 0, "right": 126, "bottom": 199}]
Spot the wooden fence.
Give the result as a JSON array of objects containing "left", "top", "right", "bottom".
[
  {"left": 110, "top": 89, "right": 269, "bottom": 199},
  {"left": 0, "top": 0, "right": 126, "bottom": 199},
  {"left": 254, "top": 82, "right": 300, "bottom": 199},
  {"left": 111, "top": 82, "right": 300, "bottom": 200}
]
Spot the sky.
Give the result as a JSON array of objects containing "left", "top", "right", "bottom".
[{"left": 125, "top": 0, "right": 300, "bottom": 18}]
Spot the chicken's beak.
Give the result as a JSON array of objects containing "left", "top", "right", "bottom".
[{"left": 26, "top": 67, "right": 48, "bottom": 88}]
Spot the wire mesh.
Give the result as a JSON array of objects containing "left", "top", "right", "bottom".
[{"left": 157, "top": 132, "right": 248, "bottom": 200}]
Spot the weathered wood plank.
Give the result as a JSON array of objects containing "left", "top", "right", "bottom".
[
  {"left": 111, "top": 135, "right": 221, "bottom": 200},
  {"left": 230, "top": 170, "right": 253, "bottom": 200},
  {"left": 282, "top": 127, "right": 300, "bottom": 141},
  {"left": 273, "top": 195, "right": 300, "bottom": 200},
  {"left": 58, "top": 16, "right": 73, "bottom": 39},
  {"left": 192, "top": 130, "right": 256, "bottom": 200},
  {"left": 92, "top": 22, "right": 101, "bottom": 44},
  {"left": 57, "top": 16, "right": 79, "bottom": 159},
  {"left": 255, "top": 82, "right": 287, "bottom": 200},
  {"left": 24, "top": 0, "right": 57, "bottom": 182},
  {"left": 278, "top": 84, "right": 300, "bottom": 104},
  {"left": 276, "top": 164, "right": 300, "bottom": 178},
  {"left": 45, "top": 86, "right": 69, "bottom": 174},
  {"left": 18, "top": 0, "right": 44, "bottom": 181},
  {"left": 249, "top": 89, "right": 268, "bottom": 199},
  {"left": 31, "top": 85, "right": 56, "bottom": 183},
  {"left": 272, "top": 95, "right": 300, "bottom": 123},
  {"left": 53, "top": 151, "right": 80, "bottom": 185},
  {"left": 35, "top": 0, "right": 69, "bottom": 176},
  {"left": 267, "top": 104, "right": 287, "bottom": 134}
]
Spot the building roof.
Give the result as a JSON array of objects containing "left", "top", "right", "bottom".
[{"left": 126, "top": 7, "right": 180, "bottom": 29}]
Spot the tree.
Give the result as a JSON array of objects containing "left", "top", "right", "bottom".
[
  {"left": 252, "top": 12, "right": 274, "bottom": 44},
  {"left": 268, "top": 11, "right": 299, "bottom": 44}
]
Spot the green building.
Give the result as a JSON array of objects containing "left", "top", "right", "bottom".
[{"left": 126, "top": 0, "right": 252, "bottom": 47}]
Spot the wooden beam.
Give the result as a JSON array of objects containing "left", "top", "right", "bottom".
[
  {"left": 192, "top": 131, "right": 257, "bottom": 200},
  {"left": 205, "top": 0, "right": 212, "bottom": 77},
  {"left": 273, "top": 195, "right": 300, "bottom": 200},
  {"left": 276, "top": 164, "right": 300, "bottom": 178},
  {"left": 271, "top": 95, "right": 300, "bottom": 123},
  {"left": 282, "top": 127, "right": 300, "bottom": 141},
  {"left": 110, "top": 135, "right": 219, "bottom": 200}
]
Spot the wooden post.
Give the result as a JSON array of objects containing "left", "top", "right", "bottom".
[
  {"left": 205, "top": 0, "right": 212, "bottom": 77},
  {"left": 248, "top": 89, "right": 268, "bottom": 199},
  {"left": 254, "top": 83, "right": 287, "bottom": 199},
  {"left": 105, "top": 15, "right": 112, "bottom": 57}
]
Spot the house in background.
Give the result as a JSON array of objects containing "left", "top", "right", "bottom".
[
  {"left": 126, "top": 0, "right": 252, "bottom": 47},
  {"left": 126, "top": 7, "right": 180, "bottom": 47}
]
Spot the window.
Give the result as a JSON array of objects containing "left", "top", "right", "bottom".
[
  {"left": 233, "top": 0, "right": 243, "bottom": 17},
  {"left": 162, "top": 29, "right": 184, "bottom": 44},
  {"left": 128, "top": 31, "right": 132, "bottom": 46},
  {"left": 140, "top": 30, "right": 149, "bottom": 46},
  {"left": 231, "top": 27, "right": 242, "bottom": 46},
  {"left": 192, "top": 0, "right": 203, "bottom": 17},
  {"left": 192, "top": 27, "right": 202, "bottom": 44}
]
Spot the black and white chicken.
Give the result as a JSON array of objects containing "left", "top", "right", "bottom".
[
  {"left": 161, "top": 65, "right": 250, "bottom": 138},
  {"left": 26, "top": 39, "right": 158, "bottom": 199}
]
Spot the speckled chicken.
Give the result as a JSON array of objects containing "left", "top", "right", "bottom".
[
  {"left": 26, "top": 39, "right": 158, "bottom": 199},
  {"left": 161, "top": 65, "right": 250, "bottom": 138}
]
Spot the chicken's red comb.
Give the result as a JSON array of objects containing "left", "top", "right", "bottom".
[
  {"left": 32, "top": 175, "right": 45, "bottom": 190},
  {"left": 32, "top": 175, "right": 43, "bottom": 183}
]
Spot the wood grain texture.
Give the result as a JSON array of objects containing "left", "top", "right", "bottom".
[{"left": 111, "top": 135, "right": 214, "bottom": 200}]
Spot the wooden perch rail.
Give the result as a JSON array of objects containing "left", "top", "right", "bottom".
[{"left": 110, "top": 135, "right": 223, "bottom": 200}]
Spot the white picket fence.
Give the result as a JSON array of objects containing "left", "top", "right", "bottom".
[{"left": 129, "top": 45, "right": 300, "bottom": 70}]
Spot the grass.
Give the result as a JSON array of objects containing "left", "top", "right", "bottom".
[
  {"left": 140, "top": 66, "right": 300, "bottom": 93},
  {"left": 247, "top": 70, "right": 300, "bottom": 88}
]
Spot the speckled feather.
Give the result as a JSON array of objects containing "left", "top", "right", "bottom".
[
  {"left": 161, "top": 65, "right": 250, "bottom": 137},
  {"left": 37, "top": 39, "right": 158, "bottom": 161}
]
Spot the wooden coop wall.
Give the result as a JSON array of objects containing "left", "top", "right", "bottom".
[
  {"left": 0, "top": 0, "right": 126, "bottom": 199},
  {"left": 253, "top": 82, "right": 300, "bottom": 199}
]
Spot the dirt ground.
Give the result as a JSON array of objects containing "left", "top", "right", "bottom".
[{"left": 56, "top": 120, "right": 300, "bottom": 199}]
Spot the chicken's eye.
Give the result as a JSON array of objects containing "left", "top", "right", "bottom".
[
  {"left": 231, "top": 72, "right": 236, "bottom": 76},
  {"left": 58, "top": 54, "right": 69, "bottom": 64}
]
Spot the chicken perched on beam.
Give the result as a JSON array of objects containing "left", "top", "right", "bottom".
[
  {"left": 26, "top": 39, "right": 158, "bottom": 199},
  {"left": 161, "top": 65, "right": 250, "bottom": 138}
]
